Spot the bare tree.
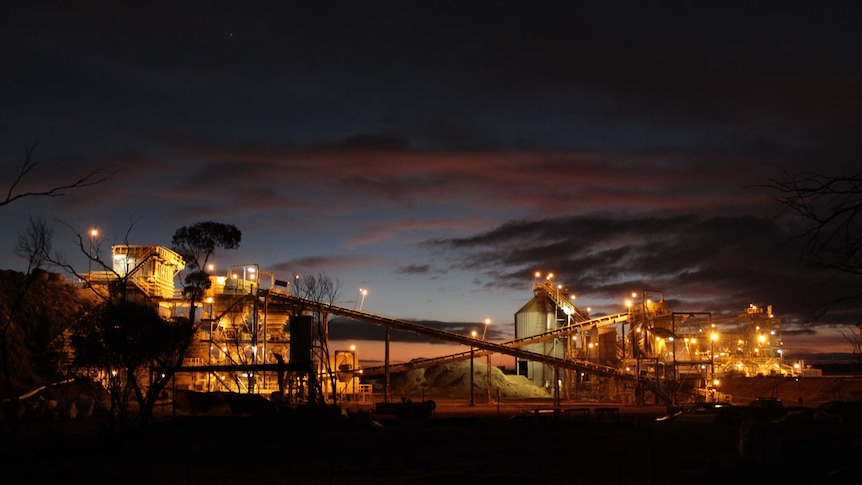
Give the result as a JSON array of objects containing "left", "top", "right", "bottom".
[
  {"left": 293, "top": 273, "right": 340, "bottom": 405},
  {"left": 2, "top": 143, "right": 109, "bottom": 208},
  {"left": 838, "top": 326, "right": 862, "bottom": 366},
  {"left": 765, "top": 167, "right": 862, "bottom": 311}
]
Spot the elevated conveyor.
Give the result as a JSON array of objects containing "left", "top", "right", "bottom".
[
  {"left": 282, "top": 295, "right": 634, "bottom": 381},
  {"left": 359, "top": 311, "right": 630, "bottom": 376}
]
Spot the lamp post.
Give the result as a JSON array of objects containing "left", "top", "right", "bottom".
[
  {"left": 624, "top": 299, "right": 632, "bottom": 360},
  {"left": 484, "top": 318, "right": 492, "bottom": 403},
  {"left": 358, "top": 288, "right": 368, "bottom": 311},
  {"left": 88, "top": 228, "right": 98, "bottom": 281},
  {"left": 470, "top": 329, "right": 477, "bottom": 406},
  {"left": 710, "top": 331, "right": 719, "bottom": 380}
]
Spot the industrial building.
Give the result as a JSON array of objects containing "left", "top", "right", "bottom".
[{"left": 86, "top": 245, "right": 793, "bottom": 408}]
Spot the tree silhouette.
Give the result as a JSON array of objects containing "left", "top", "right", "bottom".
[
  {"left": 766, "top": 167, "right": 862, "bottom": 311},
  {"left": 292, "top": 273, "right": 340, "bottom": 405},
  {"left": 171, "top": 221, "right": 242, "bottom": 329},
  {"left": 0, "top": 218, "right": 54, "bottom": 433},
  {"left": 2, "top": 143, "right": 108, "bottom": 208},
  {"left": 70, "top": 299, "right": 192, "bottom": 432}
]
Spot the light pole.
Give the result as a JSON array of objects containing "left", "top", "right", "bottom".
[
  {"left": 624, "top": 299, "right": 632, "bottom": 360},
  {"left": 554, "top": 283, "right": 562, "bottom": 325},
  {"left": 470, "top": 329, "right": 477, "bottom": 406},
  {"left": 88, "top": 228, "right": 98, "bottom": 281},
  {"left": 484, "top": 318, "right": 492, "bottom": 403},
  {"left": 358, "top": 288, "right": 368, "bottom": 311},
  {"left": 710, "top": 331, "right": 719, "bottom": 380}
]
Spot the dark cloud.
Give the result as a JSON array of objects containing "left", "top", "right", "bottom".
[
  {"left": 395, "top": 264, "right": 431, "bottom": 275},
  {"left": 425, "top": 213, "right": 862, "bottom": 329}
]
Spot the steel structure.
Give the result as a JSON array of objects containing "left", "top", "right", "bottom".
[{"left": 91, "top": 246, "right": 790, "bottom": 407}]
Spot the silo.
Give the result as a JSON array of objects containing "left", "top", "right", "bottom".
[{"left": 514, "top": 291, "right": 563, "bottom": 389}]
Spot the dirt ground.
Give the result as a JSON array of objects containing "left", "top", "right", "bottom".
[{"left": 2, "top": 397, "right": 860, "bottom": 485}]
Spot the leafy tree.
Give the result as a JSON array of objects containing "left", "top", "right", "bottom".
[
  {"left": 171, "top": 221, "right": 242, "bottom": 326},
  {"left": 0, "top": 218, "right": 52, "bottom": 431},
  {"left": 70, "top": 299, "right": 193, "bottom": 431},
  {"left": 53, "top": 236, "right": 191, "bottom": 432}
]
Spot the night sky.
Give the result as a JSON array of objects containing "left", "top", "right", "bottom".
[{"left": 2, "top": 1, "right": 860, "bottom": 364}]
